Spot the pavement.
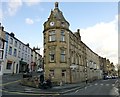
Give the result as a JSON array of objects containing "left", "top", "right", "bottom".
[
  {"left": 2, "top": 73, "right": 88, "bottom": 94},
  {"left": 41, "top": 82, "right": 87, "bottom": 94}
]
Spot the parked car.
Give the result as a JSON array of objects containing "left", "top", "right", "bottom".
[{"left": 107, "top": 76, "right": 112, "bottom": 79}]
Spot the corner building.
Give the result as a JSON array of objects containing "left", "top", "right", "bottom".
[{"left": 43, "top": 2, "right": 101, "bottom": 84}]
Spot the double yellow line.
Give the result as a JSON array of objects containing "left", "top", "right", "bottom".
[
  {"left": 0, "top": 80, "right": 21, "bottom": 86},
  {"left": 0, "top": 89, "right": 60, "bottom": 95},
  {"left": 0, "top": 79, "right": 60, "bottom": 95}
]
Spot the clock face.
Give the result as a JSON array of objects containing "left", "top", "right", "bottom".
[{"left": 50, "top": 22, "right": 55, "bottom": 26}]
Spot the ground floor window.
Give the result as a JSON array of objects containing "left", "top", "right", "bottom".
[
  {"left": 49, "top": 70, "right": 54, "bottom": 77},
  {"left": 6, "top": 61, "right": 12, "bottom": 69},
  {"left": 62, "top": 70, "right": 66, "bottom": 76}
]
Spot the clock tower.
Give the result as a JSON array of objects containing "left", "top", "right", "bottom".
[
  {"left": 43, "top": 2, "right": 69, "bottom": 32},
  {"left": 43, "top": 2, "right": 71, "bottom": 84}
]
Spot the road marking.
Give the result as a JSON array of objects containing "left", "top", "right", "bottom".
[
  {"left": 0, "top": 80, "right": 21, "bottom": 86},
  {"left": 0, "top": 89, "right": 60, "bottom": 95},
  {"left": 75, "top": 90, "right": 79, "bottom": 93},
  {"left": 110, "top": 87, "right": 119, "bottom": 96},
  {"left": 106, "top": 84, "right": 109, "bottom": 86},
  {"left": 115, "top": 80, "right": 118, "bottom": 84},
  {"left": 95, "top": 83, "right": 98, "bottom": 85},
  {"left": 89, "top": 84, "right": 92, "bottom": 87},
  {"left": 62, "top": 87, "right": 81, "bottom": 94},
  {"left": 112, "top": 84, "right": 115, "bottom": 86}
]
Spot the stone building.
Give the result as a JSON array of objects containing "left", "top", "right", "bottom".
[
  {"left": 0, "top": 24, "right": 6, "bottom": 75},
  {"left": 43, "top": 2, "right": 102, "bottom": 84}
]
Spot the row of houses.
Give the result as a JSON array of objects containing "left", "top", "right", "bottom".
[
  {"left": 0, "top": 23, "right": 43, "bottom": 75},
  {"left": 43, "top": 2, "right": 117, "bottom": 84}
]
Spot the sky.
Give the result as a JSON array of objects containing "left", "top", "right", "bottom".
[{"left": 0, "top": 0, "right": 119, "bottom": 67}]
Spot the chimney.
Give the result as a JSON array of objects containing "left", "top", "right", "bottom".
[{"left": 10, "top": 32, "right": 15, "bottom": 37}]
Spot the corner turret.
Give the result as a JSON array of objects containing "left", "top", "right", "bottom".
[{"left": 43, "top": 2, "right": 70, "bottom": 32}]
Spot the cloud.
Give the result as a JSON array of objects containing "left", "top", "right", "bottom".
[
  {"left": 81, "top": 15, "right": 118, "bottom": 64},
  {"left": 24, "top": 0, "right": 41, "bottom": 6},
  {"left": 25, "top": 18, "right": 34, "bottom": 24},
  {"left": 7, "top": 0, "right": 22, "bottom": 16},
  {"left": 0, "top": 9, "right": 3, "bottom": 22}
]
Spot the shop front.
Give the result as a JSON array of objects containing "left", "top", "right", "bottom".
[{"left": 19, "top": 60, "right": 27, "bottom": 73}]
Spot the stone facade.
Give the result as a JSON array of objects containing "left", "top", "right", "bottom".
[
  {"left": 43, "top": 2, "right": 103, "bottom": 84},
  {"left": 0, "top": 24, "right": 6, "bottom": 75}
]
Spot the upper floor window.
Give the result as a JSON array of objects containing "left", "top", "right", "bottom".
[
  {"left": 22, "top": 45, "right": 24, "bottom": 51},
  {"left": 26, "top": 47, "right": 27, "bottom": 52},
  {"left": 49, "top": 30, "right": 56, "bottom": 42},
  {"left": 49, "top": 50, "right": 55, "bottom": 62},
  {"left": 14, "top": 40, "right": 17, "bottom": 47},
  {"left": 18, "top": 51, "right": 21, "bottom": 58},
  {"left": 10, "top": 37, "right": 13, "bottom": 44},
  {"left": 60, "top": 30, "right": 65, "bottom": 42},
  {"left": 19, "top": 43, "right": 21, "bottom": 49},
  {"left": 22, "top": 52, "right": 24, "bottom": 59},
  {"left": 0, "top": 40, "right": 3, "bottom": 49},
  {"left": 60, "top": 50, "right": 66, "bottom": 62},
  {"left": 8, "top": 46, "right": 12, "bottom": 55},
  {"left": 13, "top": 48, "right": 17, "bottom": 57}
]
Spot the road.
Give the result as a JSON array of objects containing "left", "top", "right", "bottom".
[
  {"left": 0, "top": 73, "right": 120, "bottom": 96},
  {"left": 64, "top": 79, "right": 119, "bottom": 96}
]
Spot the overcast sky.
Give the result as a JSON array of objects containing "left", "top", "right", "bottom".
[{"left": 1, "top": 0, "right": 119, "bottom": 66}]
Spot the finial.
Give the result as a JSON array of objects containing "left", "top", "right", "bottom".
[{"left": 55, "top": 2, "right": 58, "bottom": 8}]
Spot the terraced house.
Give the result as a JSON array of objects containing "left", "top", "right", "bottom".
[
  {"left": 0, "top": 23, "right": 6, "bottom": 75},
  {"left": 43, "top": 2, "right": 115, "bottom": 84},
  {"left": 0, "top": 24, "right": 43, "bottom": 75}
]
